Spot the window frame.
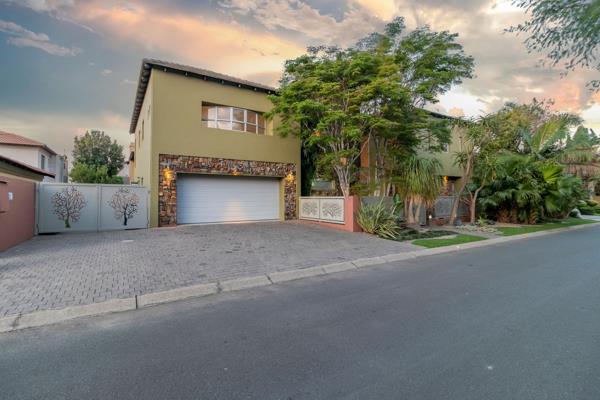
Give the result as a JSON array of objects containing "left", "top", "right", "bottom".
[{"left": 202, "top": 103, "right": 266, "bottom": 135}]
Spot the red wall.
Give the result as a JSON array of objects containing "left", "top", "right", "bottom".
[{"left": 0, "top": 176, "right": 36, "bottom": 252}]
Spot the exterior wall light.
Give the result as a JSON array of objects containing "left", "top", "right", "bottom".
[{"left": 163, "top": 168, "right": 174, "bottom": 183}]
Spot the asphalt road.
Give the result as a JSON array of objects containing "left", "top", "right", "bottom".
[{"left": 1, "top": 225, "right": 600, "bottom": 400}]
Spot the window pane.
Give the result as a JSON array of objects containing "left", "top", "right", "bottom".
[
  {"left": 257, "top": 114, "right": 265, "bottom": 128},
  {"left": 247, "top": 111, "right": 257, "bottom": 124},
  {"left": 233, "top": 108, "right": 245, "bottom": 122},
  {"left": 232, "top": 122, "right": 244, "bottom": 131},
  {"left": 202, "top": 120, "right": 217, "bottom": 128},
  {"left": 257, "top": 126, "right": 265, "bottom": 135},
  {"left": 217, "top": 106, "right": 230, "bottom": 120},
  {"left": 217, "top": 121, "right": 232, "bottom": 130},
  {"left": 202, "top": 105, "right": 216, "bottom": 120},
  {"left": 246, "top": 124, "right": 256, "bottom": 133}
]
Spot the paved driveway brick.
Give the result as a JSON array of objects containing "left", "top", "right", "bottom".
[{"left": 0, "top": 222, "right": 418, "bottom": 317}]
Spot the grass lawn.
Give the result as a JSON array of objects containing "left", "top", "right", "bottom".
[
  {"left": 412, "top": 234, "right": 487, "bottom": 248},
  {"left": 496, "top": 218, "right": 597, "bottom": 236}
]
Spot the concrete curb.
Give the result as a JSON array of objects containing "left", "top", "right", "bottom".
[
  {"left": 267, "top": 266, "right": 326, "bottom": 283},
  {"left": 137, "top": 283, "right": 219, "bottom": 308},
  {"left": 1, "top": 221, "right": 596, "bottom": 334},
  {"left": 0, "top": 298, "right": 136, "bottom": 333}
]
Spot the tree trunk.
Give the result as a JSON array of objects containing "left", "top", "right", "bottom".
[
  {"left": 405, "top": 197, "right": 414, "bottom": 224},
  {"left": 469, "top": 187, "right": 482, "bottom": 224},
  {"left": 414, "top": 202, "right": 423, "bottom": 225},
  {"left": 449, "top": 154, "right": 473, "bottom": 225}
]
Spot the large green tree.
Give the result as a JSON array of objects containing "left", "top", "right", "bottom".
[
  {"left": 356, "top": 18, "right": 474, "bottom": 195},
  {"left": 270, "top": 17, "right": 474, "bottom": 197},
  {"left": 71, "top": 130, "right": 124, "bottom": 184},
  {"left": 270, "top": 46, "right": 398, "bottom": 197},
  {"left": 509, "top": 0, "right": 600, "bottom": 89}
]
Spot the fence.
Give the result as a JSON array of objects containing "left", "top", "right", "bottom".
[
  {"left": 299, "top": 196, "right": 345, "bottom": 224},
  {"left": 36, "top": 183, "right": 149, "bottom": 233}
]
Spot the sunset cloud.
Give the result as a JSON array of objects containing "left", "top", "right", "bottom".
[
  {"left": 70, "top": 1, "right": 304, "bottom": 85},
  {"left": 0, "top": 0, "right": 598, "bottom": 158}
]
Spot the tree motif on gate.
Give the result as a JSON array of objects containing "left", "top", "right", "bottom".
[
  {"left": 52, "top": 187, "right": 88, "bottom": 228},
  {"left": 108, "top": 188, "right": 140, "bottom": 226},
  {"left": 322, "top": 202, "right": 343, "bottom": 219}
]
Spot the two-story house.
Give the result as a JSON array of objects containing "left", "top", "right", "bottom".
[
  {"left": 358, "top": 111, "right": 466, "bottom": 195},
  {"left": 128, "top": 59, "right": 301, "bottom": 227},
  {"left": 0, "top": 131, "right": 68, "bottom": 183}
]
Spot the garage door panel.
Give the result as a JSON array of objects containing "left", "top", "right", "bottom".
[{"left": 177, "top": 174, "right": 280, "bottom": 224}]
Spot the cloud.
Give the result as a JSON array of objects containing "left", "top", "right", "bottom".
[
  {"left": 220, "top": 0, "right": 386, "bottom": 46},
  {"left": 0, "top": 19, "right": 81, "bottom": 56},
  {"left": 1, "top": 0, "right": 74, "bottom": 13},
  {"left": 70, "top": 1, "right": 305, "bottom": 84},
  {"left": 120, "top": 78, "right": 137, "bottom": 85},
  {"left": 100, "top": 68, "right": 112, "bottom": 76}
]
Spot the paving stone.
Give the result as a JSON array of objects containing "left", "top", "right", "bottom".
[{"left": 0, "top": 222, "right": 418, "bottom": 317}]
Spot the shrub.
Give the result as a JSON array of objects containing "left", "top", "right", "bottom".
[{"left": 356, "top": 201, "right": 400, "bottom": 239}]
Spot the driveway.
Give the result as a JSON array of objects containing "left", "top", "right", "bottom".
[{"left": 0, "top": 222, "right": 418, "bottom": 317}]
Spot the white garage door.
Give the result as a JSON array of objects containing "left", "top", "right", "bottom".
[{"left": 177, "top": 174, "right": 280, "bottom": 224}]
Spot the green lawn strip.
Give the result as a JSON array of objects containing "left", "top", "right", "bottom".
[
  {"left": 412, "top": 234, "right": 487, "bottom": 248},
  {"left": 496, "top": 218, "right": 597, "bottom": 236}
]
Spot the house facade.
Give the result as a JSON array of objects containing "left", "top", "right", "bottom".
[
  {"left": 418, "top": 115, "right": 466, "bottom": 196},
  {"left": 0, "top": 131, "right": 68, "bottom": 183},
  {"left": 359, "top": 111, "right": 466, "bottom": 194},
  {"left": 128, "top": 59, "right": 301, "bottom": 227}
]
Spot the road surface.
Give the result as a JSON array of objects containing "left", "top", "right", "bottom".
[{"left": 1, "top": 225, "right": 599, "bottom": 399}]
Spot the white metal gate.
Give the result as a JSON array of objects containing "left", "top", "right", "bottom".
[
  {"left": 37, "top": 183, "right": 149, "bottom": 233},
  {"left": 299, "top": 196, "right": 345, "bottom": 224}
]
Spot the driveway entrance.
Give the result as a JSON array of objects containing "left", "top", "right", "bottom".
[{"left": 0, "top": 222, "right": 418, "bottom": 317}]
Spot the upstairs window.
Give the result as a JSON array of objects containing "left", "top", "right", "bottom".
[
  {"left": 202, "top": 103, "right": 265, "bottom": 134},
  {"left": 40, "top": 154, "right": 46, "bottom": 170}
]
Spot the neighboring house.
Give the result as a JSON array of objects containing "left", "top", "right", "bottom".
[
  {"left": 418, "top": 112, "right": 466, "bottom": 195},
  {"left": 0, "top": 155, "right": 54, "bottom": 251},
  {"left": 0, "top": 131, "right": 68, "bottom": 182},
  {"left": 128, "top": 59, "right": 301, "bottom": 227},
  {"left": 359, "top": 111, "right": 466, "bottom": 195}
]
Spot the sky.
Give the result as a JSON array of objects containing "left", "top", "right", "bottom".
[{"left": 0, "top": 0, "right": 599, "bottom": 159}]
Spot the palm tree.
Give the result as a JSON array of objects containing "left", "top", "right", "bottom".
[{"left": 395, "top": 156, "right": 441, "bottom": 225}]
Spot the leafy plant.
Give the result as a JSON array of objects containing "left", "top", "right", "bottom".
[
  {"left": 395, "top": 156, "right": 441, "bottom": 225},
  {"left": 356, "top": 201, "right": 401, "bottom": 239}
]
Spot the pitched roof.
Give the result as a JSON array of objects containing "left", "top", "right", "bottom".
[
  {"left": 0, "top": 131, "right": 57, "bottom": 155},
  {"left": 129, "top": 58, "right": 278, "bottom": 133},
  {"left": 0, "top": 154, "right": 55, "bottom": 177}
]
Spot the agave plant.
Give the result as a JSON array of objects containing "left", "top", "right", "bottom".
[{"left": 356, "top": 201, "right": 401, "bottom": 239}]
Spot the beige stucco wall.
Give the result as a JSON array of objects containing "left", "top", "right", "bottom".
[
  {"left": 132, "top": 77, "right": 153, "bottom": 189},
  {"left": 420, "top": 125, "right": 466, "bottom": 178},
  {"left": 135, "top": 69, "right": 300, "bottom": 227}
]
